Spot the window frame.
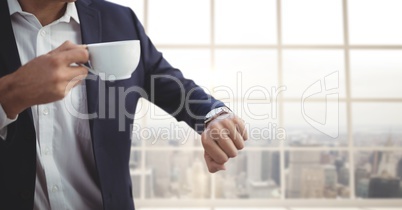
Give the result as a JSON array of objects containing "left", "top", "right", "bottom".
[{"left": 111, "top": 0, "right": 402, "bottom": 208}]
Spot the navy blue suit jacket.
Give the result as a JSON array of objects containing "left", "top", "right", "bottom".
[{"left": 0, "top": 0, "right": 224, "bottom": 209}]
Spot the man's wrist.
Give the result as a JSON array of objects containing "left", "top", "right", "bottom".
[
  {"left": 0, "top": 74, "right": 24, "bottom": 119},
  {"left": 204, "top": 107, "right": 232, "bottom": 127},
  {"left": 0, "top": 75, "right": 19, "bottom": 133}
]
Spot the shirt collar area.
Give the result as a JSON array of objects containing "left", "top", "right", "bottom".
[
  {"left": 7, "top": 0, "right": 80, "bottom": 24},
  {"left": 7, "top": 0, "right": 21, "bottom": 15},
  {"left": 64, "top": 2, "right": 80, "bottom": 24}
]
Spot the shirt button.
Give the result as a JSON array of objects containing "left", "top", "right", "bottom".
[
  {"left": 51, "top": 185, "right": 59, "bottom": 192},
  {"left": 42, "top": 108, "right": 49, "bottom": 115},
  {"left": 44, "top": 147, "right": 50, "bottom": 155},
  {"left": 40, "top": 30, "right": 47, "bottom": 37}
]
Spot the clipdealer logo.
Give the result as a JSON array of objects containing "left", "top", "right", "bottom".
[{"left": 301, "top": 71, "right": 339, "bottom": 138}]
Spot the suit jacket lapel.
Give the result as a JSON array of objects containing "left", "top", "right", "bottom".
[
  {"left": 76, "top": 0, "right": 102, "bottom": 138},
  {"left": 0, "top": 0, "right": 22, "bottom": 77},
  {"left": 0, "top": 0, "right": 34, "bottom": 121}
]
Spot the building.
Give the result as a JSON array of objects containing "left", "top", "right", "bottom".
[
  {"left": 187, "top": 157, "right": 210, "bottom": 198},
  {"left": 248, "top": 180, "right": 278, "bottom": 198},
  {"left": 287, "top": 151, "right": 321, "bottom": 198},
  {"left": 338, "top": 165, "right": 350, "bottom": 186},
  {"left": 356, "top": 178, "right": 369, "bottom": 198},
  {"left": 300, "top": 166, "right": 325, "bottom": 198},
  {"left": 324, "top": 164, "right": 337, "bottom": 189}
]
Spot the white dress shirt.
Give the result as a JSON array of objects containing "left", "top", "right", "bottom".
[{"left": 1, "top": 1, "right": 103, "bottom": 209}]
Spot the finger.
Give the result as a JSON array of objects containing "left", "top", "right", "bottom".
[
  {"left": 234, "top": 117, "right": 248, "bottom": 140},
  {"left": 59, "top": 48, "right": 89, "bottom": 66},
  {"left": 232, "top": 131, "right": 244, "bottom": 150},
  {"left": 204, "top": 152, "right": 226, "bottom": 173},
  {"left": 215, "top": 133, "right": 238, "bottom": 158},
  {"left": 49, "top": 41, "right": 85, "bottom": 55},
  {"left": 63, "top": 77, "right": 82, "bottom": 94},
  {"left": 66, "top": 66, "right": 89, "bottom": 79},
  {"left": 70, "top": 73, "right": 87, "bottom": 84},
  {"left": 221, "top": 118, "right": 245, "bottom": 150},
  {"left": 72, "top": 78, "right": 84, "bottom": 87},
  {"left": 202, "top": 131, "right": 229, "bottom": 165},
  {"left": 63, "top": 69, "right": 87, "bottom": 94}
]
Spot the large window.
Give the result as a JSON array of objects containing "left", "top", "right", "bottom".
[{"left": 110, "top": 0, "right": 402, "bottom": 208}]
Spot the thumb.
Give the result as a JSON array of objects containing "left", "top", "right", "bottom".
[
  {"left": 204, "top": 151, "right": 226, "bottom": 173},
  {"left": 48, "top": 41, "right": 86, "bottom": 55}
]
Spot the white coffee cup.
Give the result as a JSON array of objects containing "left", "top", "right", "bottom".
[{"left": 86, "top": 40, "right": 141, "bottom": 80}]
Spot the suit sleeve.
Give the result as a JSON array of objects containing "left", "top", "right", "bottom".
[{"left": 129, "top": 10, "right": 225, "bottom": 133}]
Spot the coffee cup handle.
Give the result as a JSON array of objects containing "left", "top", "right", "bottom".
[{"left": 78, "top": 62, "right": 97, "bottom": 75}]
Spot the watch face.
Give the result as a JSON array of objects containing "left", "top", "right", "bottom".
[
  {"left": 205, "top": 110, "right": 216, "bottom": 119},
  {"left": 204, "top": 107, "right": 232, "bottom": 125},
  {"left": 206, "top": 107, "right": 228, "bottom": 119}
]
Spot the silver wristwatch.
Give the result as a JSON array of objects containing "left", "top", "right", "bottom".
[{"left": 204, "top": 107, "right": 232, "bottom": 126}]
